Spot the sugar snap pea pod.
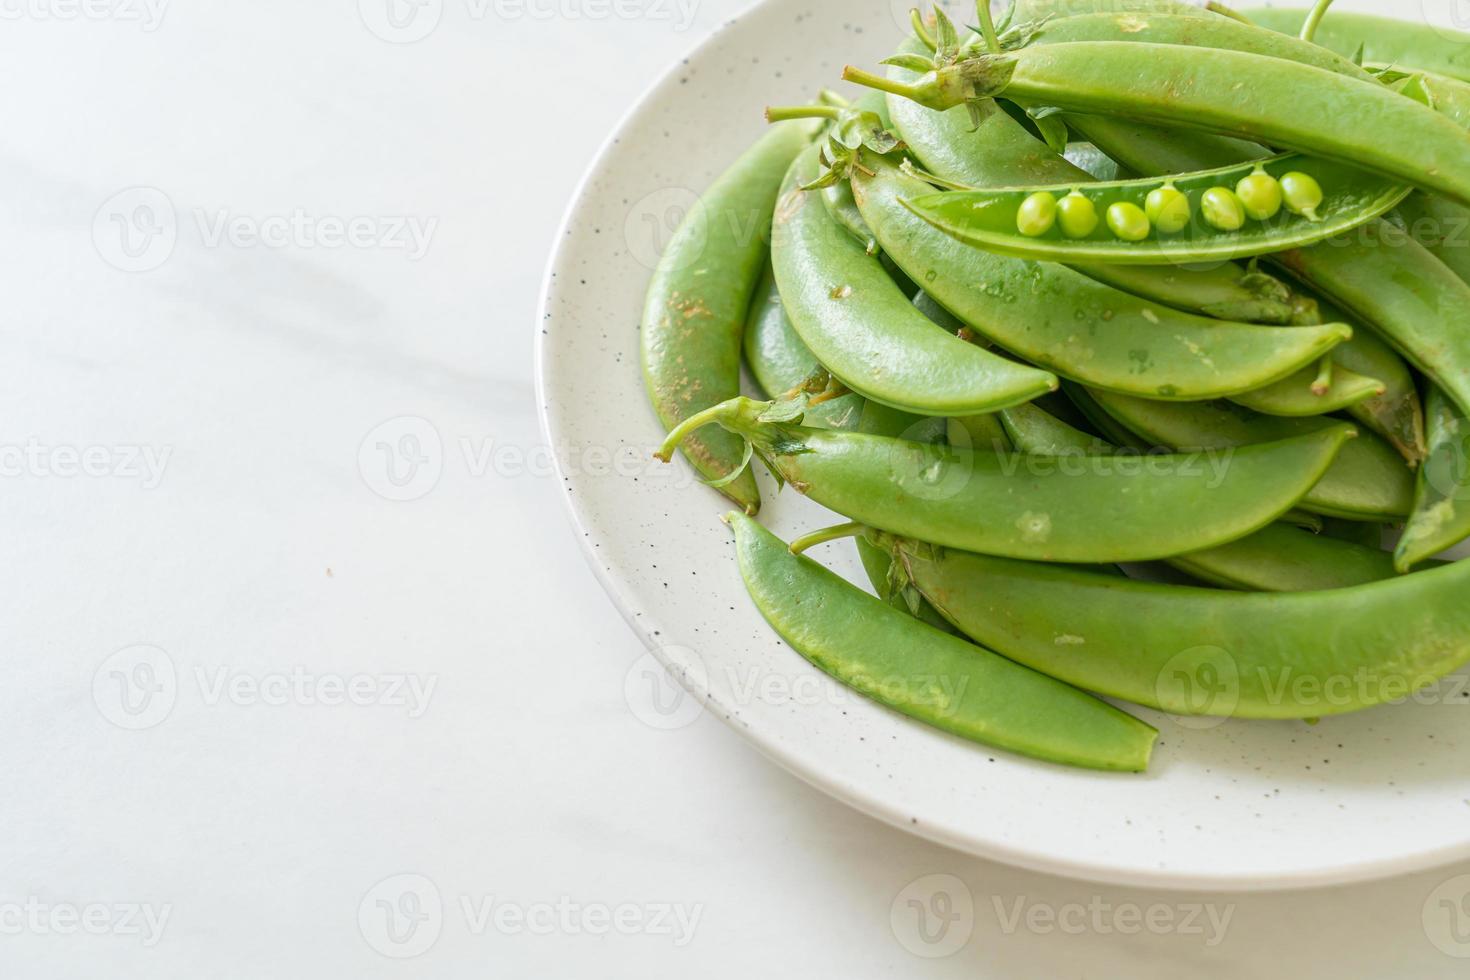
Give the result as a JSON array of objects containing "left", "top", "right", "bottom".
[
  {"left": 642, "top": 120, "right": 818, "bottom": 513},
  {"left": 1396, "top": 388, "right": 1470, "bottom": 571},
  {"left": 1068, "top": 115, "right": 1428, "bottom": 461},
  {"left": 1002, "top": 398, "right": 1402, "bottom": 590},
  {"left": 1243, "top": 7, "right": 1470, "bottom": 83},
  {"left": 1062, "top": 384, "right": 1153, "bottom": 451},
  {"left": 660, "top": 395, "right": 1356, "bottom": 563},
  {"left": 1089, "top": 389, "right": 1412, "bottom": 521},
  {"left": 741, "top": 265, "right": 862, "bottom": 430},
  {"left": 998, "top": 401, "right": 1114, "bottom": 456},
  {"left": 852, "top": 156, "right": 1352, "bottom": 400},
  {"left": 1272, "top": 228, "right": 1470, "bottom": 428},
  {"left": 849, "top": 42, "right": 1470, "bottom": 208},
  {"left": 1228, "top": 361, "right": 1384, "bottom": 418},
  {"left": 875, "top": 534, "right": 1470, "bottom": 718},
  {"left": 903, "top": 152, "right": 1409, "bottom": 264},
  {"left": 771, "top": 144, "right": 1057, "bottom": 416},
  {"left": 1030, "top": 11, "right": 1372, "bottom": 78},
  {"left": 1394, "top": 194, "right": 1470, "bottom": 285},
  {"left": 852, "top": 399, "right": 955, "bottom": 633},
  {"left": 1069, "top": 260, "right": 1310, "bottom": 326},
  {"left": 728, "top": 513, "right": 1156, "bottom": 771}
]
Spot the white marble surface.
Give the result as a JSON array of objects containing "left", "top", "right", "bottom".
[{"left": 4, "top": 0, "right": 1470, "bottom": 976}]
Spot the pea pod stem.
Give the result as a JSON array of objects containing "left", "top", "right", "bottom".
[
  {"left": 788, "top": 521, "right": 867, "bottom": 555},
  {"left": 1297, "top": 0, "right": 1335, "bottom": 43},
  {"left": 766, "top": 105, "right": 842, "bottom": 123}
]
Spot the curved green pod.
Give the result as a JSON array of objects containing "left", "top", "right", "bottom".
[
  {"left": 1000, "top": 399, "right": 1403, "bottom": 591},
  {"left": 1067, "top": 114, "right": 1428, "bottom": 461},
  {"left": 1089, "top": 389, "right": 1413, "bottom": 521},
  {"left": 851, "top": 156, "right": 1352, "bottom": 401},
  {"left": 642, "top": 120, "right": 817, "bottom": 513},
  {"left": 741, "top": 265, "right": 862, "bottom": 430},
  {"left": 878, "top": 536, "right": 1470, "bottom": 719},
  {"left": 904, "top": 153, "right": 1409, "bottom": 265},
  {"left": 1030, "top": 10, "right": 1368, "bottom": 77},
  {"left": 1397, "top": 388, "right": 1470, "bottom": 571},
  {"left": 770, "top": 144, "right": 1057, "bottom": 416},
  {"left": 852, "top": 42, "right": 1470, "bottom": 208},
  {"left": 1395, "top": 193, "right": 1470, "bottom": 285},
  {"left": 1228, "top": 362, "right": 1384, "bottom": 418},
  {"left": 1273, "top": 228, "right": 1470, "bottom": 430},
  {"left": 662, "top": 396, "right": 1355, "bottom": 563},
  {"left": 728, "top": 513, "right": 1156, "bottom": 771},
  {"left": 1243, "top": 7, "right": 1470, "bottom": 83}
]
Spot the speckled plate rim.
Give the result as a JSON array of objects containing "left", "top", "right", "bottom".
[{"left": 535, "top": 0, "right": 1470, "bottom": 893}]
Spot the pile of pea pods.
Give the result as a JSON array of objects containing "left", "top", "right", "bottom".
[{"left": 641, "top": 0, "right": 1470, "bottom": 772}]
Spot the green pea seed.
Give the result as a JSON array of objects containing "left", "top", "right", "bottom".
[
  {"left": 1105, "top": 201, "right": 1151, "bottom": 242},
  {"left": 1143, "top": 185, "right": 1191, "bottom": 234},
  {"left": 1201, "top": 186, "right": 1246, "bottom": 231},
  {"left": 1236, "top": 170, "right": 1283, "bottom": 221},
  {"left": 1016, "top": 191, "right": 1057, "bottom": 237},
  {"left": 1057, "top": 191, "right": 1098, "bottom": 238},
  {"left": 1280, "top": 171, "right": 1325, "bottom": 220}
]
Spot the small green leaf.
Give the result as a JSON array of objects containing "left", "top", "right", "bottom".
[
  {"left": 1350, "top": 41, "right": 1365, "bottom": 66},
  {"left": 758, "top": 397, "right": 808, "bottom": 424},
  {"left": 880, "top": 53, "right": 939, "bottom": 73},
  {"left": 1032, "top": 113, "right": 1068, "bottom": 154},
  {"left": 703, "top": 438, "right": 753, "bottom": 489}
]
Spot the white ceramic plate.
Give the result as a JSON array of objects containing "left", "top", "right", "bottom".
[{"left": 537, "top": 0, "right": 1470, "bottom": 890}]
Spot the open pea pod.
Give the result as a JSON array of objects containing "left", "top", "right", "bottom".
[
  {"left": 770, "top": 144, "right": 1057, "bottom": 416},
  {"left": 874, "top": 534, "right": 1470, "bottom": 719},
  {"left": 727, "top": 513, "right": 1157, "bottom": 771},
  {"left": 902, "top": 154, "right": 1409, "bottom": 265},
  {"left": 852, "top": 155, "right": 1351, "bottom": 401},
  {"left": 660, "top": 395, "right": 1355, "bottom": 563},
  {"left": 1088, "top": 389, "right": 1413, "bottom": 521},
  {"left": 850, "top": 40, "right": 1470, "bottom": 208}
]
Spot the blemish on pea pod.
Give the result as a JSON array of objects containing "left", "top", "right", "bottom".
[
  {"left": 875, "top": 534, "right": 1470, "bottom": 719},
  {"left": 901, "top": 154, "right": 1409, "bottom": 265},
  {"left": 727, "top": 513, "right": 1156, "bottom": 772}
]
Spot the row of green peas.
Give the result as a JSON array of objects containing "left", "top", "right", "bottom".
[{"left": 1015, "top": 168, "right": 1325, "bottom": 241}]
